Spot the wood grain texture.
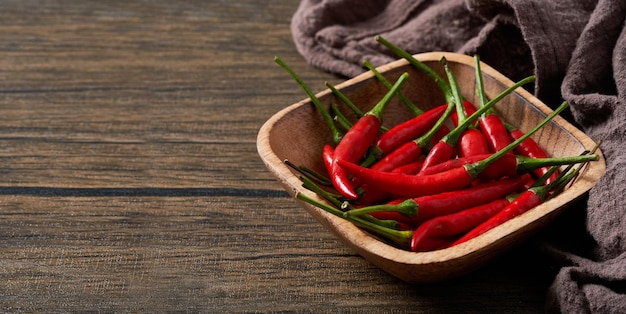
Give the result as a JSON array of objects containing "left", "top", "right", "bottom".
[{"left": 0, "top": 1, "right": 562, "bottom": 312}]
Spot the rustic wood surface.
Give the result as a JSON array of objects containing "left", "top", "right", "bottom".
[{"left": 0, "top": 1, "right": 571, "bottom": 312}]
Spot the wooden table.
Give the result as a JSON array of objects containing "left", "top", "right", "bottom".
[{"left": 1, "top": 1, "right": 560, "bottom": 312}]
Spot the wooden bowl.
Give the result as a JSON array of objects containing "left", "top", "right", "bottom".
[{"left": 257, "top": 52, "right": 605, "bottom": 283}]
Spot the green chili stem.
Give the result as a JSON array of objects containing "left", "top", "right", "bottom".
[
  {"left": 516, "top": 154, "right": 598, "bottom": 174},
  {"left": 375, "top": 35, "right": 453, "bottom": 104},
  {"left": 297, "top": 193, "right": 413, "bottom": 248},
  {"left": 441, "top": 57, "right": 467, "bottom": 126},
  {"left": 325, "top": 81, "right": 364, "bottom": 118},
  {"left": 474, "top": 55, "right": 490, "bottom": 112},
  {"left": 367, "top": 72, "right": 409, "bottom": 120},
  {"left": 283, "top": 159, "right": 332, "bottom": 187},
  {"left": 343, "top": 199, "right": 418, "bottom": 218},
  {"left": 275, "top": 56, "right": 343, "bottom": 145},
  {"left": 299, "top": 175, "right": 401, "bottom": 230},
  {"left": 299, "top": 175, "right": 344, "bottom": 208},
  {"left": 331, "top": 103, "right": 353, "bottom": 132},
  {"left": 531, "top": 158, "right": 587, "bottom": 200},
  {"left": 363, "top": 59, "right": 423, "bottom": 116}
]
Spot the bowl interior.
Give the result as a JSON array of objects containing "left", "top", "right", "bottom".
[{"left": 258, "top": 52, "right": 605, "bottom": 282}]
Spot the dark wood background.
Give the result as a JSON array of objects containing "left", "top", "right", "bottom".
[{"left": 0, "top": 1, "right": 564, "bottom": 312}]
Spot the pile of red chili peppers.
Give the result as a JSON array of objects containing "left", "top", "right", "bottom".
[{"left": 275, "top": 36, "right": 600, "bottom": 252}]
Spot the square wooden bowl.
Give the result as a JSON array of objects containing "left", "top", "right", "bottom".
[{"left": 257, "top": 52, "right": 605, "bottom": 283}]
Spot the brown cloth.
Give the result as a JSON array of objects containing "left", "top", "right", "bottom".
[{"left": 291, "top": 0, "right": 626, "bottom": 312}]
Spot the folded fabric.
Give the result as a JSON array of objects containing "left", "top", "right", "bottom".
[{"left": 291, "top": 0, "right": 626, "bottom": 312}]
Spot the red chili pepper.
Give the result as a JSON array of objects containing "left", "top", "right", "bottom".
[
  {"left": 417, "top": 153, "right": 598, "bottom": 179},
  {"left": 364, "top": 175, "right": 526, "bottom": 226},
  {"left": 451, "top": 61, "right": 489, "bottom": 159},
  {"left": 322, "top": 144, "right": 389, "bottom": 204},
  {"left": 420, "top": 140, "right": 458, "bottom": 172},
  {"left": 410, "top": 198, "right": 511, "bottom": 251},
  {"left": 330, "top": 73, "right": 409, "bottom": 199},
  {"left": 340, "top": 147, "right": 597, "bottom": 200},
  {"left": 341, "top": 159, "right": 474, "bottom": 197},
  {"left": 509, "top": 128, "right": 559, "bottom": 184},
  {"left": 472, "top": 55, "right": 514, "bottom": 153},
  {"left": 323, "top": 143, "right": 364, "bottom": 198},
  {"left": 373, "top": 104, "right": 448, "bottom": 155}
]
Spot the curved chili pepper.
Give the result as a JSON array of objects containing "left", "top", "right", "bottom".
[
  {"left": 417, "top": 153, "right": 597, "bottom": 179},
  {"left": 340, "top": 159, "right": 474, "bottom": 197},
  {"left": 321, "top": 144, "right": 335, "bottom": 175},
  {"left": 331, "top": 73, "right": 409, "bottom": 199},
  {"left": 323, "top": 143, "right": 362, "bottom": 200},
  {"left": 410, "top": 198, "right": 511, "bottom": 251}
]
